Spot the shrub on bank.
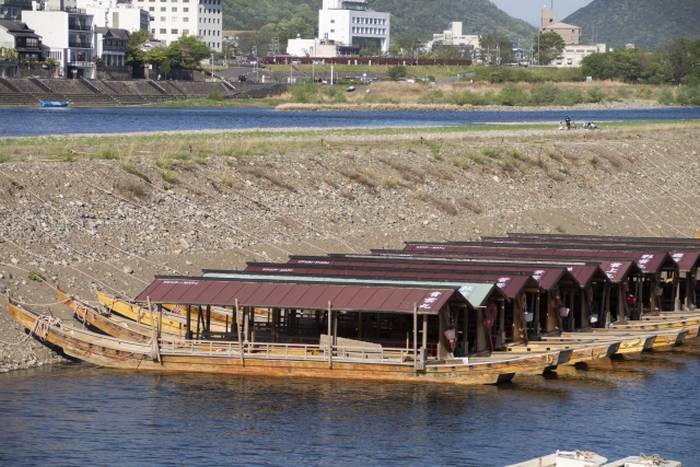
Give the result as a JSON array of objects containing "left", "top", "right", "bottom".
[
  {"left": 497, "top": 84, "right": 528, "bottom": 106},
  {"left": 675, "top": 85, "right": 700, "bottom": 106},
  {"left": 529, "top": 83, "right": 560, "bottom": 105}
]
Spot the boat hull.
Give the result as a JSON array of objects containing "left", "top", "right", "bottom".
[{"left": 6, "top": 299, "right": 542, "bottom": 386}]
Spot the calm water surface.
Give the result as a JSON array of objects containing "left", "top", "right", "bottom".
[
  {"left": 0, "top": 106, "right": 699, "bottom": 136},
  {"left": 1, "top": 343, "right": 699, "bottom": 466}
]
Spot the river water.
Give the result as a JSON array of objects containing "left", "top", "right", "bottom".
[
  {"left": 1, "top": 106, "right": 699, "bottom": 137},
  {"left": 1, "top": 343, "right": 699, "bottom": 466}
]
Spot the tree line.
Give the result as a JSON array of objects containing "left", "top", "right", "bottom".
[
  {"left": 127, "top": 32, "right": 211, "bottom": 78},
  {"left": 581, "top": 38, "right": 700, "bottom": 84}
]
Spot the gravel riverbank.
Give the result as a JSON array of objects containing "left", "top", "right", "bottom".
[{"left": 1, "top": 122, "right": 698, "bottom": 371}]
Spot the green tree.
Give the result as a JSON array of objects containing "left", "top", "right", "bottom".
[
  {"left": 126, "top": 30, "right": 150, "bottom": 65},
  {"left": 534, "top": 31, "right": 565, "bottom": 65},
  {"left": 480, "top": 32, "right": 513, "bottom": 65},
  {"left": 666, "top": 38, "right": 700, "bottom": 84},
  {"left": 168, "top": 35, "right": 211, "bottom": 70},
  {"left": 387, "top": 65, "right": 407, "bottom": 80}
]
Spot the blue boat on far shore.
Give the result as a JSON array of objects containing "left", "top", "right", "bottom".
[{"left": 39, "top": 100, "right": 70, "bottom": 108}]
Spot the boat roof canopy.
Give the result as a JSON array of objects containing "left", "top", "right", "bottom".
[
  {"left": 200, "top": 271, "right": 501, "bottom": 307},
  {"left": 135, "top": 276, "right": 466, "bottom": 315}
]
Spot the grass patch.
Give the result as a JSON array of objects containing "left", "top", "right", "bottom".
[
  {"left": 116, "top": 178, "right": 149, "bottom": 198},
  {"left": 340, "top": 168, "right": 378, "bottom": 192},
  {"left": 457, "top": 197, "right": 483, "bottom": 214},
  {"left": 381, "top": 158, "right": 423, "bottom": 183},
  {"left": 451, "top": 155, "right": 469, "bottom": 170},
  {"left": 382, "top": 176, "right": 402, "bottom": 189},
  {"left": 27, "top": 270, "right": 46, "bottom": 282},
  {"left": 0, "top": 154, "right": 10, "bottom": 163},
  {"left": 94, "top": 149, "right": 118, "bottom": 160},
  {"left": 589, "top": 157, "right": 600, "bottom": 168},
  {"left": 159, "top": 169, "right": 179, "bottom": 185},
  {"left": 482, "top": 148, "right": 501, "bottom": 159},
  {"left": 120, "top": 161, "right": 151, "bottom": 184},
  {"left": 415, "top": 191, "right": 458, "bottom": 216},
  {"left": 243, "top": 166, "right": 297, "bottom": 192}
]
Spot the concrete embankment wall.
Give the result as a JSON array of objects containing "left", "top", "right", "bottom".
[{"left": 0, "top": 78, "right": 285, "bottom": 106}]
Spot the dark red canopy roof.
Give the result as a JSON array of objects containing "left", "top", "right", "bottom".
[
  {"left": 230, "top": 263, "right": 537, "bottom": 299},
  {"left": 276, "top": 258, "right": 574, "bottom": 291},
  {"left": 135, "top": 277, "right": 458, "bottom": 314},
  {"left": 401, "top": 243, "right": 672, "bottom": 274},
  {"left": 479, "top": 236, "right": 700, "bottom": 273}
]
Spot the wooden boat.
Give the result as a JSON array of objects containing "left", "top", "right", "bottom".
[
  {"left": 57, "top": 289, "right": 157, "bottom": 343},
  {"left": 96, "top": 290, "right": 228, "bottom": 337},
  {"left": 39, "top": 99, "right": 69, "bottom": 108},
  {"left": 542, "top": 333, "right": 654, "bottom": 357},
  {"left": 7, "top": 297, "right": 562, "bottom": 386},
  {"left": 610, "top": 318, "right": 698, "bottom": 334},
  {"left": 486, "top": 349, "right": 572, "bottom": 375},
  {"left": 590, "top": 328, "right": 687, "bottom": 351},
  {"left": 506, "top": 340, "right": 620, "bottom": 366}
]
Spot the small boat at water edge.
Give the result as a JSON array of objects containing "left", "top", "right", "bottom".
[
  {"left": 506, "top": 340, "right": 621, "bottom": 366},
  {"left": 8, "top": 297, "right": 562, "bottom": 385},
  {"left": 39, "top": 99, "right": 69, "bottom": 108},
  {"left": 507, "top": 450, "right": 682, "bottom": 467}
]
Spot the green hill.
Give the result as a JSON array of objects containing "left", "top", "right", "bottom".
[
  {"left": 563, "top": 0, "right": 700, "bottom": 50},
  {"left": 222, "top": 0, "right": 536, "bottom": 52}
]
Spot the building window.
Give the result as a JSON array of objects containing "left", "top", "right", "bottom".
[
  {"left": 172, "top": 6, "right": 177, "bottom": 11},
  {"left": 183, "top": 7, "right": 188, "bottom": 11},
  {"left": 160, "top": 6, "right": 165, "bottom": 11},
  {"left": 149, "top": 7, "right": 154, "bottom": 11},
  {"left": 183, "top": 29, "right": 189, "bottom": 35},
  {"left": 330, "top": 19, "right": 334, "bottom": 23},
  {"left": 171, "top": 28, "right": 178, "bottom": 34},
  {"left": 151, "top": 28, "right": 156, "bottom": 33},
  {"left": 183, "top": 17, "right": 188, "bottom": 22},
  {"left": 160, "top": 16, "right": 166, "bottom": 21},
  {"left": 330, "top": 29, "right": 334, "bottom": 33},
  {"left": 159, "top": 28, "right": 166, "bottom": 33}
]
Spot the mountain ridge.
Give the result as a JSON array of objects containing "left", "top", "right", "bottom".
[
  {"left": 563, "top": 0, "right": 700, "bottom": 49},
  {"left": 222, "top": 0, "right": 536, "bottom": 51}
]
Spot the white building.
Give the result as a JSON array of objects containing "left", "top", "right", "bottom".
[
  {"left": 318, "top": 0, "right": 390, "bottom": 54},
  {"left": 128, "top": 0, "right": 221, "bottom": 52},
  {"left": 286, "top": 37, "right": 348, "bottom": 58},
  {"left": 77, "top": 0, "right": 149, "bottom": 33},
  {"left": 22, "top": 9, "right": 96, "bottom": 78},
  {"left": 426, "top": 22, "right": 479, "bottom": 50},
  {"left": 553, "top": 43, "right": 607, "bottom": 68}
]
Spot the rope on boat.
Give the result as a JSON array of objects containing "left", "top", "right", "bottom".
[
  {"left": 30, "top": 314, "right": 63, "bottom": 341},
  {"left": 0, "top": 313, "right": 62, "bottom": 346}
]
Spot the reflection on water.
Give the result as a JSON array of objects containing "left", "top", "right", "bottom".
[{"left": 0, "top": 350, "right": 698, "bottom": 466}]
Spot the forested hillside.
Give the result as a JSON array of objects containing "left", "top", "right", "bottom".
[
  {"left": 564, "top": 0, "right": 700, "bottom": 49},
  {"left": 222, "top": 0, "right": 535, "bottom": 53}
]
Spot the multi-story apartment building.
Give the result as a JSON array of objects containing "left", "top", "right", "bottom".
[
  {"left": 76, "top": 0, "right": 149, "bottom": 33},
  {"left": 318, "top": 0, "right": 390, "bottom": 54},
  {"left": 0, "top": 0, "right": 32, "bottom": 21},
  {"left": 22, "top": 8, "right": 96, "bottom": 78},
  {"left": 128, "top": 0, "right": 221, "bottom": 52}
]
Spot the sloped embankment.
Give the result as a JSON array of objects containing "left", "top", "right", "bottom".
[{"left": 1, "top": 123, "right": 699, "bottom": 371}]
